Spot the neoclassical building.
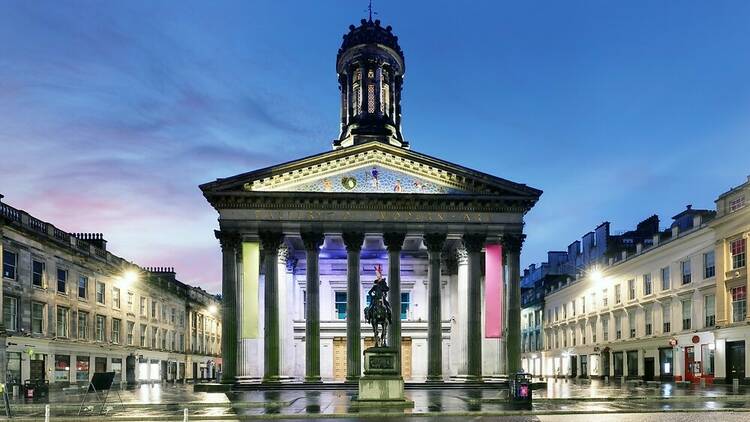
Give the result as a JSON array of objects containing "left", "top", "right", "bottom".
[{"left": 201, "top": 18, "right": 541, "bottom": 383}]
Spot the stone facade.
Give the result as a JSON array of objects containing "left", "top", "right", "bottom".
[
  {"left": 521, "top": 176, "right": 750, "bottom": 384},
  {"left": 0, "top": 196, "right": 221, "bottom": 389}
]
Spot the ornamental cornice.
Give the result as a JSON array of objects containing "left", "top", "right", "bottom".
[{"left": 206, "top": 192, "right": 534, "bottom": 214}]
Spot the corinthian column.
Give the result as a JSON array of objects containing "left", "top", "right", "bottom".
[
  {"left": 259, "top": 231, "right": 284, "bottom": 383},
  {"left": 301, "top": 232, "right": 325, "bottom": 383},
  {"left": 424, "top": 233, "right": 447, "bottom": 382},
  {"left": 463, "top": 233, "right": 486, "bottom": 380},
  {"left": 383, "top": 232, "right": 406, "bottom": 375},
  {"left": 502, "top": 233, "right": 525, "bottom": 374},
  {"left": 342, "top": 232, "right": 365, "bottom": 382},
  {"left": 215, "top": 230, "right": 240, "bottom": 384}
]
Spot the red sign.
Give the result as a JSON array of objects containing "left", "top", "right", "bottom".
[{"left": 692, "top": 335, "right": 700, "bottom": 344}]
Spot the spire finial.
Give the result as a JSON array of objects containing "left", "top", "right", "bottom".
[{"left": 367, "top": 0, "right": 376, "bottom": 22}]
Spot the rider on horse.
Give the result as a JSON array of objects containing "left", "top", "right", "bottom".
[{"left": 365, "top": 264, "right": 392, "bottom": 324}]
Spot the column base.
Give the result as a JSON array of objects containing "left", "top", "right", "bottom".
[
  {"left": 345, "top": 376, "right": 361, "bottom": 383},
  {"left": 450, "top": 374, "right": 483, "bottom": 383},
  {"left": 236, "top": 376, "right": 262, "bottom": 385},
  {"left": 304, "top": 376, "right": 322, "bottom": 384},
  {"left": 425, "top": 376, "right": 444, "bottom": 383}
]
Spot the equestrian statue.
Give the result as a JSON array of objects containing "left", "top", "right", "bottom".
[{"left": 364, "top": 264, "right": 393, "bottom": 347}]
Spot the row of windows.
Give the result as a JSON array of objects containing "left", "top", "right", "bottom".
[
  {"left": 545, "top": 290, "right": 750, "bottom": 351},
  {"left": 328, "top": 291, "right": 411, "bottom": 320},
  {"left": 1, "top": 250, "right": 191, "bottom": 329}
]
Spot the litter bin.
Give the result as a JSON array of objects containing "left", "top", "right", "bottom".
[
  {"left": 509, "top": 371, "right": 532, "bottom": 410},
  {"left": 23, "top": 380, "right": 49, "bottom": 402}
]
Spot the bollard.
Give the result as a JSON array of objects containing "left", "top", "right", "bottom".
[
  {"left": 700, "top": 378, "right": 706, "bottom": 388},
  {"left": 45, "top": 404, "right": 50, "bottom": 422},
  {"left": 184, "top": 408, "right": 189, "bottom": 422},
  {"left": 733, "top": 378, "right": 739, "bottom": 392}
]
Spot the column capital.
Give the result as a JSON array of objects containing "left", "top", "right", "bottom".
[
  {"left": 501, "top": 233, "right": 526, "bottom": 254},
  {"left": 462, "top": 233, "right": 486, "bottom": 253},
  {"left": 342, "top": 232, "right": 365, "bottom": 252},
  {"left": 455, "top": 247, "right": 469, "bottom": 265},
  {"left": 215, "top": 230, "right": 241, "bottom": 252},
  {"left": 300, "top": 232, "right": 325, "bottom": 251},
  {"left": 383, "top": 232, "right": 406, "bottom": 252},
  {"left": 423, "top": 233, "right": 447, "bottom": 253},
  {"left": 259, "top": 231, "right": 284, "bottom": 251},
  {"left": 278, "top": 244, "right": 290, "bottom": 265}
]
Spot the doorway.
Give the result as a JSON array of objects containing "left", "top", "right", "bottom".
[
  {"left": 613, "top": 352, "right": 624, "bottom": 377},
  {"left": 685, "top": 346, "right": 698, "bottom": 383},
  {"left": 601, "top": 352, "right": 610, "bottom": 378},
  {"left": 570, "top": 355, "right": 577, "bottom": 378},
  {"left": 659, "top": 348, "right": 674, "bottom": 381},
  {"left": 726, "top": 341, "right": 746, "bottom": 383},
  {"left": 580, "top": 355, "right": 588, "bottom": 378},
  {"left": 644, "top": 357, "right": 655, "bottom": 382}
]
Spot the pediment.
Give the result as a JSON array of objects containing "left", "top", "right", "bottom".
[{"left": 201, "top": 141, "right": 541, "bottom": 199}]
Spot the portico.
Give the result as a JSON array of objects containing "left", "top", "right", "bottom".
[{"left": 200, "top": 17, "right": 541, "bottom": 385}]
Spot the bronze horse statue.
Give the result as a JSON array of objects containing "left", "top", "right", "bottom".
[{"left": 364, "top": 264, "right": 392, "bottom": 348}]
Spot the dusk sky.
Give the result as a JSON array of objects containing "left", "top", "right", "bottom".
[{"left": 2, "top": 1, "right": 749, "bottom": 294}]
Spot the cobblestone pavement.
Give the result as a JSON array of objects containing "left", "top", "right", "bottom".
[{"left": 2, "top": 382, "right": 749, "bottom": 420}]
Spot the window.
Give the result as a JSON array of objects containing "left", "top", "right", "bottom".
[
  {"left": 703, "top": 251, "right": 715, "bottom": 279},
  {"left": 161, "top": 328, "right": 167, "bottom": 349},
  {"left": 645, "top": 306, "right": 653, "bottom": 335},
  {"left": 629, "top": 314, "right": 636, "bottom": 338},
  {"left": 681, "top": 259, "right": 691, "bottom": 284},
  {"left": 161, "top": 304, "right": 167, "bottom": 321},
  {"left": 32, "top": 302, "right": 45, "bottom": 334},
  {"left": 555, "top": 306, "right": 559, "bottom": 322},
  {"left": 367, "top": 69, "right": 376, "bottom": 113},
  {"left": 127, "top": 321, "right": 135, "bottom": 345},
  {"left": 3, "top": 296, "right": 18, "bottom": 331},
  {"left": 590, "top": 292, "right": 596, "bottom": 312},
  {"left": 151, "top": 301, "right": 157, "bottom": 319},
  {"left": 602, "top": 318, "right": 609, "bottom": 341},
  {"left": 628, "top": 279, "right": 636, "bottom": 300},
  {"left": 151, "top": 326, "right": 158, "bottom": 348},
  {"left": 615, "top": 315, "right": 622, "bottom": 339},
  {"left": 96, "top": 281, "right": 105, "bottom": 304},
  {"left": 32, "top": 260, "right": 45, "bottom": 287},
  {"left": 170, "top": 307, "right": 176, "bottom": 324},
  {"left": 731, "top": 238, "right": 746, "bottom": 269},
  {"left": 704, "top": 295, "right": 715, "bottom": 327},
  {"left": 581, "top": 296, "right": 586, "bottom": 314},
  {"left": 78, "top": 311, "right": 88, "bottom": 339},
  {"left": 78, "top": 276, "right": 88, "bottom": 299},
  {"left": 643, "top": 273, "right": 652, "bottom": 296},
  {"left": 2, "top": 250, "right": 17, "bottom": 279},
  {"left": 701, "top": 344, "right": 715, "bottom": 375},
  {"left": 140, "top": 324, "right": 147, "bottom": 347},
  {"left": 563, "top": 303, "right": 567, "bottom": 319},
  {"left": 571, "top": 301, "right": 575, "bottom": 317},
  {"left": 731, "top": 286, "right": 747, "bottom": 323},
  {"left": 127, "top": 292, "right": 134, "bottom": 312},
  {"left": 580, "top": 324, "right": 586, "bottom": 345},
  {"left": 140, "top": 297, "right": 147, "bottom": 316},
  {"left": 661, "top": 266, "right": 671, "bottom": 290},
  {"left": 95, "top": 315, "right": 106, "bottom": 341},
  {"left": 57, "top": 268, "right": 67, "bottom": 294},
  {"left": 615, "top": 284, "right": 622, "bottom": 304},
  {"left": 56, "top": 306, "right": 69, "bottom": 337},
  {"left": 113, "top": 288, "right": 121, "bottom": 309},
  {"left": 352, "top": 68, "right": 362, "bottom": 115},
  {"left": 335, "top": 292, "right": 347, "bottom": 320},
  {"left": 591, "top": 322, "right": 596, "bottom": 343},
  {"left": 401, "top": 292, "right": 410, "bottom": 320},
  {"left": 380, "top": 67, "right": 390, "bottom": 115},
  {"left": 729, "top": 195, "right": 746, "bottom": 212},
  {"left": 662, "top": 303, "right": 671, "bottom": 333},
  {"left": 682, "top": 299, "right": 692, "bottom": 330},
  {"left": 602, "top": 289, "right": 608, "bottom": 307}
]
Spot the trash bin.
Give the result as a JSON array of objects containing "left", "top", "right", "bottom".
[
  {"left": 509, "top": 371, "right": 532, "bottom": 410},
  {"left": 23, "top": 380, "right": 49, "bottom": 402}
]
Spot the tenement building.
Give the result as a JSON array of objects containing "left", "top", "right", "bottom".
[
  {"left": 0, "top": 195, "right": 222, "bottom": 389},
  {"left": 201, "top": 18, "right": 541, "bottom": 383},
  {"left": 521, "top": 176, "right": 750, "bottom": 384}
]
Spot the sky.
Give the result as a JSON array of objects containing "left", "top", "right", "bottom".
[{"left": 1, "top": 1, "right": 749, "bottom": 294}]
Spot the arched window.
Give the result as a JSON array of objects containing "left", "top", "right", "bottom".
[
  {"left": 352, "top": 68, "right": 362, "bottom": 115},
  {"left": 367, "top": 68, "right": 376, "bottom": 114},
  {"left": 380, "top": 67, "right": 390, "bottom": 116}
]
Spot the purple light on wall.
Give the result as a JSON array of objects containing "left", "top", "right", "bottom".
[{"left": 485, "top": 243, "right": 503, "bottom": 338}]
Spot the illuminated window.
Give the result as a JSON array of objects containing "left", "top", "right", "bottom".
[
  {"left": 731, "top": 286, "right": 747, "bottom": 322},
  {"left": 352, "top": 68, "right": 362, "bottom": 115},
  {"left": 381, "top": 67, "right": 390, "bottom": 115},
  {"left": 731, "top": 238, "right": 746, "bottom": 269},
  {"left": 335, "top": 291, "right": 347, "bottom": 320}
]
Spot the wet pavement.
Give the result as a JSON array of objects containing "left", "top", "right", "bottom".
[{"left": 2, "top": 380, "right": 749, "bottom": 420}]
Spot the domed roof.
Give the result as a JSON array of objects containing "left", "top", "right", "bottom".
[{"left": 337, "top": 18, "right": 404, "bottom": 63}]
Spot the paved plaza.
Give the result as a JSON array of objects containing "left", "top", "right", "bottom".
[{"left": 1, "top": 380, "right": 750, "bottom": 420}]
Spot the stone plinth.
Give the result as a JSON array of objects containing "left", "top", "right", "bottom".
[{"left": 356, "top": 347, "right": 413, "bottom": 407}]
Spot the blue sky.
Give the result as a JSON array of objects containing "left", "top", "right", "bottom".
[{"left": 1, "top": 1, "right": 749, "bottom": 293}]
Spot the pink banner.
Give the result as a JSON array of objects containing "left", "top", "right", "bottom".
[{"left": 485, "top": 244, "right": 503, "bottom": 338}]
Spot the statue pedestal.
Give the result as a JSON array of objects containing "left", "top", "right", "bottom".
[{"left": 355, "top": 347, "right": 413, "bottom": 407}]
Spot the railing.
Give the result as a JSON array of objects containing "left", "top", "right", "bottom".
[
  {"left": 0, "top": 202, "right": 21, "bottom": 222},
  {"left": 29, "top": 216, "right": 47, "bottom": 233},
  {"left": 53, "top": 227, "right": 70, "bottom": 243}
]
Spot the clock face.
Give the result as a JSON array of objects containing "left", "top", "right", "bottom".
[{"left": 341, "top": 177, "right": 357, "bottom": 190}]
